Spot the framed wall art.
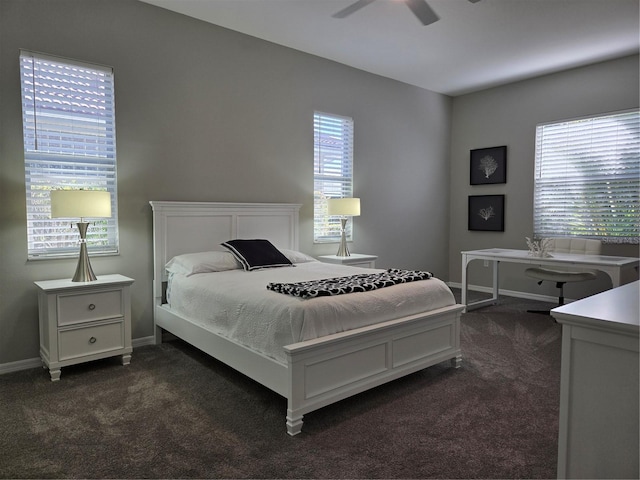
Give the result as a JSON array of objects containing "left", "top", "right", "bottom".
[
  {"left": 470, "top": 145, "right": 507, "bottom": 185},
  {"left": 468, "top": 195, "right": 505, "bottom": 232}
]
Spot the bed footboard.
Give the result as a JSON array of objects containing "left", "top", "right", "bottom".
[{"left": 283, "top": 304, "right": 463, "bottom": 435}]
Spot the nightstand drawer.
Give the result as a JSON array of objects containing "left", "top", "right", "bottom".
[
  {"left": 348, "top": 261, "right": 376, "bottom": 268},
  {"left": 58, "top": 321, "right": 124, "bottom": 361},
  {"left": 317, "top": 254, "right": 378, "bottom": 269},
  {"left": 58, "top": 289, "right": 123, "bottom": 326}
]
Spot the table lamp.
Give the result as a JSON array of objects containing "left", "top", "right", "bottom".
[
  {"left": 327, "top": 197, "right": 360, "bottom": 257},
  {"left": 50, "top": 189, "right": 112, "bottom": 282}
]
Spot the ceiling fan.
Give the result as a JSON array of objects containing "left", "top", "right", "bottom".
[{"left": 332, "top": 0, "right": 481, "bottom": 26}]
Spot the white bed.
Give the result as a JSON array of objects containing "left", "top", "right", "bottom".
[{"left": 150, "top": 201, "right": 464, "bottom": 435}]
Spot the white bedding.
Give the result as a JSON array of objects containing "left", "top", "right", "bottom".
[{"left": 167, "top": 261, "right": 456, "bottom": 364}]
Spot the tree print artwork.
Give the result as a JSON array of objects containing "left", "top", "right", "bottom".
[
  {"left": 478, "top": 205, "right": 495, "bottom": 221},
  {"left": 468, "top": 195, "right": 504, "bottom": 231},
  {"left": 479, "top": 155, "right": 498, "bottom": 179},
  {"left": 470, "top": 146, "right": 507, "bottom": 184}
]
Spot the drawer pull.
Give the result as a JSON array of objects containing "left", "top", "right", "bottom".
[
  {"left": 89, "top": 336, "right": 97, "bottom": 344},
  {"left": 88, "top": 304, "right": 96, "bottom": 311}
]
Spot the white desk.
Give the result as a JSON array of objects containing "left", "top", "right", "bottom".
[
  {"left": 551, "top": 281, "right": 639, "bottom": 479},
  {"left": 461, "top": 248, "right": 639, "bottom": 311}
]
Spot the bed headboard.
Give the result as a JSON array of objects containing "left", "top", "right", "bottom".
[{"left": 149, "top": 201, "right": 302, "bottom": 302}]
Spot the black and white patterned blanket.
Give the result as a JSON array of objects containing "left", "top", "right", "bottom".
[{"left": 267, "top": 268, "right": 433, "bottom": 299}]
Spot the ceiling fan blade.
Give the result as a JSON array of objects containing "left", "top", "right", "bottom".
[
  {"left": 332, "top": 0, "right": 377, "bottom": 19},
  {"left": 405, "top": 0, "right": 439, "bottom": 26}
]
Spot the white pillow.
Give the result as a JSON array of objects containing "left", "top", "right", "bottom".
[
  {"left": 165, "top": 251, "right": 240, "bottom": 276},
  {"left": 279, "top": 249, "right": 318, "bottom": 264}
]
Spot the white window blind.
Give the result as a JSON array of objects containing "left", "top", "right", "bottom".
[
  {"left": 534, "top": 109, "right": 639, "bottom": 244},
  {"left": 314, "top": 112, "right": 354, "bottom": 242},
  {"left": 20, "top": 50, "right": 119, "bottom": 258}
]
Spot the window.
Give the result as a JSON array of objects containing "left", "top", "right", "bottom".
[
  {"left": 20, "top": 51, "right": 119, "bottom": 258},
  {"left": 314, "top": 112, "right": 354, "bottom": 242},
  {"left": 534, "top": 110, "right": 639, "bottom": 244}
]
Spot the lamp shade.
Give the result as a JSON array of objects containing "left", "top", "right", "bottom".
[
  {"left": 50, "top": 190, "right": 111, "bottom": 219},
  {"left": 327, "top": 197, "right": 360, "bottom": 217}
]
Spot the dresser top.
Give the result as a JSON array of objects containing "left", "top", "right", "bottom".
[{"left": 552, "top": 281, "right": 639, "bottom": 333}]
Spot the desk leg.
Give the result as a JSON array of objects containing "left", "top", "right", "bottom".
[
  {"left": 492, "top": 260, "right": 500, "bottom": 302},
  {"left": 611, "top": 270, "right": 621, "bottom": 288},
  {"left": 462, "top": 256, "right": 500, "bottom": 312},
  {"left": 461, "top": 253, "right": 468, "bottom": 308},
  {"left": 597, "top": 265, "right": 633, "bottom": 289},
  {"left": 596, "top": 265, "right": 621, "bottom": 288}
]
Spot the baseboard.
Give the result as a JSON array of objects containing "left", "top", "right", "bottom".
[
  {"left": 0, "top": 357, "right": 44, "bottom": 375},
  {"left": 0, "top": 335, "right": 159, "bottom": 376},
  {"left": 447, "top": 282, "right": 572, "bottom": 304},
  {"left": 133, "top": 335, "right": 156, "bottom": 348}
]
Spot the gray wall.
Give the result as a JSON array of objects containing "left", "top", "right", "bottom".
[
  {"left": 2, "top": 0, "right": 638, "bottom": 368},
  {"left": 448, "top": 55, "right": 640, "bottom": 299},
  {"left": 0, "top": 0, "right": 452, "bottom": 365}
]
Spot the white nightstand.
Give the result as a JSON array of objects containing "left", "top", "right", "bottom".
[
  {"left": 34, "top": 274, "right": 134, "bottom": 381},
  {"left": 318, "top": 254, "right": 378, "bottom": 269}
]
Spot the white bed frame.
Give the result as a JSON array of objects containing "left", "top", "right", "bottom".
[{"left": 150, "top": 201, "right": 464, "bottom": 435}]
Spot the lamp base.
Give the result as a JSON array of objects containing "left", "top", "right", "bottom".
[
  {"left": 335, "top": 218, "right": 351, "bottom": 257},
  {"left": 72, "top": 222, "right": 98, "bottom": 282}
]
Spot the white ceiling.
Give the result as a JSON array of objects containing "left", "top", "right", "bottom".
[{"left": 140, "top": 0, "right": 639, "bottom": 96}]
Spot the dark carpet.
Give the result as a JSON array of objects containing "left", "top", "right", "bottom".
[{"left": 0, "top": 293, "right": 561, "bottom": 479}]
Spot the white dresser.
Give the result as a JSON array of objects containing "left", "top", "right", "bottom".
[
  {"left": 35, "top": 274, "right": 134, "bottom": 381},
  {"left": 551, "top": 281, "right": 639, "bottom": 479},
  {"left": 317, "top": 254, "right": 378, "bottom": 268}
]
